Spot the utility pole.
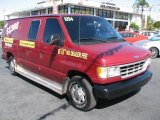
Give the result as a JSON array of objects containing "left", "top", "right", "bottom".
[
  {"left": 144, "top": 14, "right": 147, "bottom": 29},
  {"left": 3, "top": 9, "right": 5, "bottom": 21}
]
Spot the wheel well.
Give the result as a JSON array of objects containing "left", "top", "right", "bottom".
[
  {"left": 62, "top": 70, "right": 94, "bottom": 94},
  {"left": 150, "top": 47, "right": 159, "bottom": 54},
  {"left": 7, "top": 52, "right": 13, "bottom": 60},
  {"left": 67, "top": 70, "right": 93, "bottom": 85}
]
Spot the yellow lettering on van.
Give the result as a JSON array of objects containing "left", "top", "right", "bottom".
[
  {"left": 58, "top": 48, "right": 88, "bottom": 59},
  {"left": 58, "top": 48, "right": 66, "bottom": 55},
  {"left": 81, "top": 53, "right": 88, "bottom": 59},
  {"left": 70, "top": 51, "right": 76, "bottom": 57},
  {"left": 76, "top": 52, "right": 81, "bottom": 57},
  {"left": 4, "top": 37, "right": 13, "bottom": 44},
  {"left": 19, "top": 40, "right": 35, "bottom": 48},
  {"left": 66, "top": 50, "right": 71, "bottom": 55}
]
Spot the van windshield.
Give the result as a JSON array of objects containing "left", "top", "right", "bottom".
[{"left": 63, "top": 16, "right": 124, "bottom": 45}]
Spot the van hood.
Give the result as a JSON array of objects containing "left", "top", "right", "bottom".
[{"left": 80, "top": 42, "right": 150, "bottom": 66}]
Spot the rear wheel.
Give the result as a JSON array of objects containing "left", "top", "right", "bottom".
[
  {"left": 150, "top": 47, "right": 159, "bottom": 59},
  {"left": 67, "top": 76, "right": 97, "bottom": 111},
  {"left": 9, "top": 56, "right": 17, "bottom": 75}
]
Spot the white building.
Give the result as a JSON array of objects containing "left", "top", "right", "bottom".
[{"left": 5, "top": 0, "right": 142, "bottom": 30}]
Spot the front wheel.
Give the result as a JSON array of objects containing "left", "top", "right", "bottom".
[
  {"left": 150, "top": 47, "right": 159, "bottom": 59},
  {"left": 67, "top": 76, "right": 97, "bottom": 111},
  {"left": 9, "top": 56, "right": 17, "bottom": 75}
]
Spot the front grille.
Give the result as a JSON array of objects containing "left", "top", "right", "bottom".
[{"left": 120, "top": 59, "right": 147, "bottom": 78}]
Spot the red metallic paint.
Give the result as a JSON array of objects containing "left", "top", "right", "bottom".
[{"left": 1, "top": 15, "right": 151, "bottom": 85}]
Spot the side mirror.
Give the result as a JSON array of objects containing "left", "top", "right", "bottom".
[{"left": 50, "top": 34, "right": 64, "bottom": 46}]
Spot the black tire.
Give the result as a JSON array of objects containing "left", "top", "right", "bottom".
[
  {"left": 67, "top": 76, "right": 97, "bottom": 111},
  {"left": 150, "top": 47, "right": 159, "bottom": 59},
  {"left": 9, "top": 56, "right": 17, "bottom": 75}
]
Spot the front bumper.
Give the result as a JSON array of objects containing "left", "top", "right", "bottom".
[{"left": 93, "top": 70, "right": 152, "bottom": 100}]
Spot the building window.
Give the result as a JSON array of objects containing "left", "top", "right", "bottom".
[
  {"left": 96, "top": 9, "right": 113, "bottom": 18},
  {"left": 115, "top": 12, "right": 128, "bottom": 20},
  {"left": 40, "top": 9, "right": 46, "bottom": 14},
  {"left": 58, "top": 5, "right": 68, "bottom": 14},
  {"left": 70, "top": 5, "right": 94, "bottom": 15},
  {"left": 28, "top": 20, "right": 40, "bottom": 40},
  {"left": 31, "top": 11, "right": 38, "bottom": 15},
  {"left": 97, "top": 9, "right": 103, "bottom": 17},
  {"left": 115, "top": 21, "right": 128, "bottom": 31},
  {"left": 48, "top": 7, "right": 53, "bottom": 14},
  {"left": 106, "top": 10, "right": 113, "bottom": 18},
  {"left": 31, "top": 9, "right": 46, "bottom": 15},
  {"left": 43, "top": 18, "right": 64, "bottom": 44}
]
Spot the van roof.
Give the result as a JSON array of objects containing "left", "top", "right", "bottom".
[{"left": 6, "top": 14, "right": 97, "bottom": 21}]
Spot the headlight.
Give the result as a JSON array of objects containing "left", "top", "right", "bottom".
[
  {"left": 97, "top": 66, "right": 120, "bottom": 79},
  {"left": 143, "top": 58, "right": 151, "bottom": 71}
]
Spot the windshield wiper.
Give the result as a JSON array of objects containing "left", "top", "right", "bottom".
[
  {"left": 80, "top": 37, "right": 106, "bottom": 42},
  {"left": 106, "top": 36, "right": 120, "bottom": 39},
  {"left": 106, "top": 36, "right": 125, "bottom": 42},
  {"left": 80, "top": 37, "right": 124, "bottom": 44}
]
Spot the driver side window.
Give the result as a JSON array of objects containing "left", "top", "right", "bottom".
[{"left": 43, "top": 18, "right": 64, "bottom": 44}]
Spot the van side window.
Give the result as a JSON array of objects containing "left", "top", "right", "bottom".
[
  {"left": 28, "top": 20, "right": 40, "bottom": 40},
  {"left": 43, "top": 18, "right": 64, "bottom": 44}
]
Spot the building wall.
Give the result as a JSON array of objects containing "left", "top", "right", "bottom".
[
  {"left": 131, "top": 14, "right": 141, "bottom": 29},
  {"left": 6, "top": 1, "right": 142, "bottom": 30}
]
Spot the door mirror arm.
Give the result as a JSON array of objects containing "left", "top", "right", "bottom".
[{"left": 50, "top": 34, "right": 64, "bottom": 46}]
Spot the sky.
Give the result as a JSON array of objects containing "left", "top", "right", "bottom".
[{"left": 0, "top": 0, "right": 160, "bottom": 20}]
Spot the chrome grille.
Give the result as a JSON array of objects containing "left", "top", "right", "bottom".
[{"left": 120, "top": 59, "right": 147, "bottom": 78}]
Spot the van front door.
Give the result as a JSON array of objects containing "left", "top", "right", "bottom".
[{"left": 39, "top": 17, "right": 65, "bottom": 84}]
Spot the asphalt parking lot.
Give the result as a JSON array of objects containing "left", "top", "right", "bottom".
[{"left": 0, "top": 40, "right": 160, "bottom": 120}]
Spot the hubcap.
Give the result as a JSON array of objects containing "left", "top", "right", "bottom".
[
  {"left": 151, "top": 49, "right": 158, "bottom": 58},
  {"left": 71, "top": 84, "right": 86, "bottom": 105}
]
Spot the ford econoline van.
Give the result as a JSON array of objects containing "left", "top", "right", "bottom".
[{"left": 1, "top": 15, "right": 152, "bottom": 111}]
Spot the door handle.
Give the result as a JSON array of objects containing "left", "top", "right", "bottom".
[{"left": 40, "top": 52, "right": 44, "bottom": 60}]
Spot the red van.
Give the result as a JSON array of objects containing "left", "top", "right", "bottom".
[{"left": 1, "top": 15, "right": 152, "bottom": 111}]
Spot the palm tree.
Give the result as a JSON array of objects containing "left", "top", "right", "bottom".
[
  {"left": 132, "top": 0, "right": 149, "bottom": 16},
  {"left": 132, "top": 0, "right": 149, "bottom": 30}
]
